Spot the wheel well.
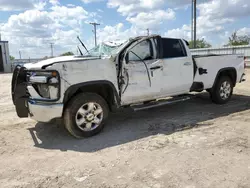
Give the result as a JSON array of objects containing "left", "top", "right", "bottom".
[
  {"left": 216, "top": 68, "right": 237, "bottom": 87},
  {"left": 63, "top": 83, "right": 119, "bottom": 112}
]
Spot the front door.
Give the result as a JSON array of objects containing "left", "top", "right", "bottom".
[{"left": 121, "top": 38, "right": 164, "bottom": 105}]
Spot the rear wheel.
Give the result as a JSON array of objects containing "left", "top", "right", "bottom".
[
  {"left": 210, "top": 76, "right": 233, "bottom": 104},
  {"left": 64, "top": 93, "right": 109, "bottom": 138}
]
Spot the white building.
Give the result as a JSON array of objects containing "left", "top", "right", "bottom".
[{"left": 0, "top": 40, "right": 11, "bottom": 72}]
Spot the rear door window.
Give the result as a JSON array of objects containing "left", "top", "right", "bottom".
[{"left": 162, "top": 38, "right": 187, "bottom": 58}]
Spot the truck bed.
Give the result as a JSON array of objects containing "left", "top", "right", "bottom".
[{"left": 193, "top": 54, "right": 245, "bottom": 89}]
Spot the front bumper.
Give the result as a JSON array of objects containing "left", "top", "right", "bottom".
[
  {"left": 11, "top": 65, "right": 63, "bottom": 122},
  {"left": 28, "top": 101, "right": 63, "bottom": 122}
]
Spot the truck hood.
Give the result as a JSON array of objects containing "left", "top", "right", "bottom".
[{"left": 23, "top": 55, "right": 102, "bottom": 69}]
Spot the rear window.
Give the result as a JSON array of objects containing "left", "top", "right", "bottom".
[{"left": 161, "top": 38, "right": 187, "bottom": 58}]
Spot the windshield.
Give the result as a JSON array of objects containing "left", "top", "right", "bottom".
[{"left": 84, "top": 40, "right": 129, "bottom": 57}]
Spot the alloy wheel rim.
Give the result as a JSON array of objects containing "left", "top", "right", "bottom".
[
  {"left": 75, "top": 102, "right": 103, "bottom": 132},
  {"left": 220, "top": 81, "right": 231, "bottom": 100}
]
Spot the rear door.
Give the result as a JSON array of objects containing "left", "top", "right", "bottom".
[{"left": 160, "top": 38, "right": 193, "bottom": 95}]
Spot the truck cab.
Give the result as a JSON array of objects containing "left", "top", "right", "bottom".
[
  {"left": 12, "top": 35, "right": 246, "bottom": 138},
  {"left": 117, "top": 36, "right": 194, "bottom": 105}
]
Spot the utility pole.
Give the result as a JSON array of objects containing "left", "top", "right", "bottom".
[
  {"left": 191, "top": 0, "right": 194, "bottom": 47},
  {"left": 50, "top": 43, "right": 54, "bottom": 57},
  {"left": 193, "top": 0, "right": 197, "bottom": 48},
  {"left": 146, "top": 28, "right": 150, "bottom": 36},
  {"left": 19, "top": 51, "right": 22, "bottom": 59},
  {"left": 89, "top": 22, "right": 100, "bottom": 47}
]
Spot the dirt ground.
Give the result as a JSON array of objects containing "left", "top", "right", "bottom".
[{"left": 0, "top": 71, "right": 250, "bottom": 188}]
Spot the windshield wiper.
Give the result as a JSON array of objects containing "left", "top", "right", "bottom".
[
  {"left": 77, "top": 46, "right": 83, "bottom": 56},
  {"left": 77, "top": 36, "right": 89, "bottom": 54}
]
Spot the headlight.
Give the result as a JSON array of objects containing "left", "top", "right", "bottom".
[
  {"left": 29, "top": 76, "right": 47, "bottom": 83},
  {"left": 28, "top": 71, "right": 58, "bottom": 84},
  {"left": 27, "top": 71, "right": 60, "bottom": 100}
]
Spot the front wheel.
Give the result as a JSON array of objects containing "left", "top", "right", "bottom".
[
  {"left": 64, "top": 93, "right": 109, "bottom": 138},
  {"left": 210, "top": 76, "right": 233, "bottom": 104}
]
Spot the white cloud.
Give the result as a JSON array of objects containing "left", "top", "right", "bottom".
[
  {"left": 1, "top": 4, "right": 94, "bottom": 58},
  {"left": 81, "top": 0, "right": 103, "bottom": 3},
  {"left": 106, "top": 0, "right": 250, "bottom": 47},
  {"left": 50, "top": 5, "right": 89, "bottom": 22},
  {"left": 126, "top": 9, "right": 175, "bottom": 29},
  {"left": 2, "top": 0, "right": 250, "bottom": 57},
  {"left": 49, "top": 0, "right": 59, "bottom": 6},
  {"left": 97, "top": 23, "right": 146, "bottom": 43},
  {"left": 34, "top": 1, "right": 47, "bottom": 10},
  {"left": 67, "top": 4, "right": 76, "bottom": 7},
  {"left": 164, "top": 24, "right": 191, "bottom": 40},
  {"left": 237, "top": 27, "right": 250, "bottom": 36},
  {"left": 166, "top": 0, "right": 211, "bottom": 8},
  {"left": 107, "top": 0, "right": 211, "bottom": 16},
  {"left": 0, "top": 0, "right": 34, "bottom": 11},
  {"left": 165, "top": 0, "right": 250, "bottom": 45},
  {"left": 97, "top": 8, "right": 103, "bottom": 12},
  {"left": 198, "top": 0, "right": 250, "bottom": 19},
  {"left": 107, "top": 0, "right": 165, "bottom": 16},
  {"left": 107, "top": 0, "right": 176, "bottom": 36}
]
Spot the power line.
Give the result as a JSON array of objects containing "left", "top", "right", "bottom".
[{"left": 89, "top": 22, "right": 100, "bottom": 47}]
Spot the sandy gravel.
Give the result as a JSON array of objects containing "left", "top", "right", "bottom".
[{"left": 0, "top": 70, "right": 249, "bottom": 188}]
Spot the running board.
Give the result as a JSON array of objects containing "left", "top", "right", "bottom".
[{"left": 132, "top": 95, "right": 193, "bottom": 112}]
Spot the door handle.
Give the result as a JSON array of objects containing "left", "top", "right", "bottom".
[
  {"left": 150, "top": 66, "right": 163, "bottom": 70},
  {"left": 184, "top": 62, "right": 192, "bottom": 66}
]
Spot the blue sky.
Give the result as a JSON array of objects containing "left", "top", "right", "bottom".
[{"left": 0, "top": 0, "right": 250, "bottom": 58}]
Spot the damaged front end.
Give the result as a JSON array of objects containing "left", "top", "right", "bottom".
[{"left": 11, "top": 65, "right": 61, "bottom": 119}]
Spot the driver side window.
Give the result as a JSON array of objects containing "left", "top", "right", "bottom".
[{"left": 128, "top": 40, "right": 153, "bottom": 61}]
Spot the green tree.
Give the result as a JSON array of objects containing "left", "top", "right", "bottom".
[
  {"left": 189, "top": 38, "right": 212, "bottom": 49},
  {"left": 10, "top": 55, "right": 15, "bottom": 61},
  {"left": 225, "top": 31, "right": 250, "bottom": 46},
  {"left": 60, "top": 52, "right": 74, "bottom": 56}
]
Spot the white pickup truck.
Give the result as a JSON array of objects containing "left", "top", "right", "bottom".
[{"left": 12, "top": 35, "right": 246, "bottom": 138}]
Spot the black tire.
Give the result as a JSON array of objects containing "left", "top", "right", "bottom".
[
  {"left": 64, "top": 92, "right": 109, "bottom": 138},
  {"left": 206, "top": 89, "right": 211, "bottom": 93},
  {"left": 210, "top": 76, "right": 233, "bottom": 104}
]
